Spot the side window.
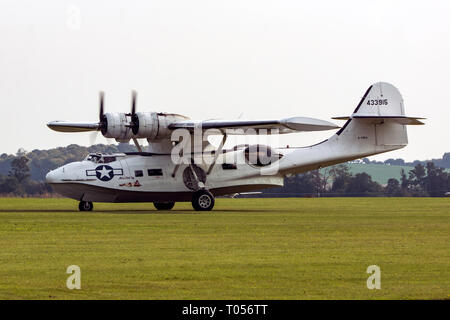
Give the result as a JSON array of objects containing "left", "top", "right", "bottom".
[
  {"left": 222, "top": 163, "right": 237, "bottom": 170},
  {"left": 134, "top": 170, "right": 143, "bottom": 177},
  {"left": 147, "top": 169, "right": 163, "bottom": 176},
  {"left": 103, "top": 156, "right": 116, "bottom": 163}
]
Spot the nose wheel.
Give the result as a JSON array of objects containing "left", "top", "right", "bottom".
[
  {"left": 192, "top": 190, "right": 215, "bottom": 211},
  {"left": 79, "top": 201, "right": 93, "bottom": 211}
]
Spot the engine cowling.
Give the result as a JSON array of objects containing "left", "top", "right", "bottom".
[
  {"left": 100, "top": 111, "right": 190, "bottom": 142},
  {"left": 132, "top": 112, "right": 190, "bottom": 141},
  {"left": 101, "top": 113, "right": 134, "bottom": 141}
]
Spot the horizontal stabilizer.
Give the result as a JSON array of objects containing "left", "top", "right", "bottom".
[{"left": 332, "top": 116, "right": 425, "bottom": 125}]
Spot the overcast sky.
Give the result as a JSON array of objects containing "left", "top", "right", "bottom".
[{"left": 0, "top": 0, "right": 449, "bottom": 161}]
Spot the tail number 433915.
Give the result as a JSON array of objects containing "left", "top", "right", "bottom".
[{"left": 367, "top": 99, "right": 388, "bottom": 106}]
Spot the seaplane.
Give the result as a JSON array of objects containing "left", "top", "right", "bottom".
[{"left": 46, "top": 82, "right": 424, "bottom": 211}]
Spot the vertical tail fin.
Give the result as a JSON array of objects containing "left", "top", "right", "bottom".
[
  {"left": 331, "top": 82, "right": 424, "bottom": 156},
  {"left": 279, "top": 82, "right": 424, "bottom": 176},
  {"left": 352, "top": 82, "right": 405, "bottom": 117}
]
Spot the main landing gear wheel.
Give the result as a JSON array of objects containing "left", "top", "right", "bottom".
[
  {"left": 79, "top": 201, "right": 93, "bottom": 212},
  {"left": 192, "top": 190, "right": 215, "bottom": 211},
  {"left": 153, "top": 202, "right": 175, "bottom": 210}
]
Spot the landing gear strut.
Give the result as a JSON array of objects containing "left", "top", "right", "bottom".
[
  {"left": 153, "top": 202, "right": 175, "bottom": 210},
  {"left": 192, "top": 190, "right": 215, "bottom": 211},
  {"left": 79, "top": 201, "right": 93, "bottom": 211}
]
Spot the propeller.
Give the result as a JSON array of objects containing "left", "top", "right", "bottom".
[
  {"left": 89, "top": 91, "right": 108, "bottom": 145},
  {"left": 128, "top": 90, "right": 140, "bottom": 135},
  {"left": 98, "top": 91, "right": 108, "bottom": 135},
  {"left": 47, "top": 90, "right": 139, "bottom": 146}
]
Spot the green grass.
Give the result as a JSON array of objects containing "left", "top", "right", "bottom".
[{"left": 0, "top": 197, "right": 448, "bottom": 300}]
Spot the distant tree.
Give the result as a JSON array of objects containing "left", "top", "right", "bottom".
[
  {"left": 412, "top": 160, "right": 422, "bottom": 166},
  {"left": 408, "top": 163, "right": 427, "bottom": 195},
  {"left": 117, "top": 142, "right": 138, "bottom": 153},
  {"left": 424, "top": 162, "right": 449, "bottom": 196},
  {"left": 385, "top": 178, "right": 402, "bottom": 196},
  {"left": 23, "top": 180, "right": 50, "bottom": 196},
  {"left": 345, "top": 172, "right": 383, "bottom": 196},
  {"left": 260, "top": 171, "right": 318, "bottom": 197},
  {"left": 285, "top": 172, "right": 317, "bottom": 196},
  {"left": 16, "top": 148, "right": 27, "bottom": 157},
  {"left": 434, "top": 152, "right": 450, "bottom": 169},
  {"left": 0, "top": 174, "right": 20, "bottom": 194},
  {"left": 9, "top": 156, "right": 30, "bottom": 184},
  {"left": 310, "top": 169, "right": 330, "bottom": 197},
  {"left": 385, "top": 158, "right": 405, "bottom": 166},
  {"left": 400, "top": 169, "right": 409, "bottom": 190},
  {"left": 329, "top": 164, "right": 352, "bottom": 195}
]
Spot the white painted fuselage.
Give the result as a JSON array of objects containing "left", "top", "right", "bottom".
[{"left": 46, "top": 149, "right": 285, "bottom": 203}]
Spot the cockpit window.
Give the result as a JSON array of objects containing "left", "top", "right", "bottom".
[
  {"left": 85, "top": 154, "right": 117, "bottom": 164},
  {"left": 86, "top": 154, "right": 102, "bottom": 163},
  {"left": 244, "top": 145, "right": 283, "bottom": 167}
]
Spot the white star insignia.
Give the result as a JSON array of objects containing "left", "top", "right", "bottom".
[{"left": 98, "top": 166, "right": 112, "bottom": 179}]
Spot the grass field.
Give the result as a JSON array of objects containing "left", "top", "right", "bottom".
[{"left": 0, "top": 197, "right": 448, "bottom": 300}]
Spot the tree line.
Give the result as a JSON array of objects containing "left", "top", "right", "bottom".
[
  {"left": 361, "top": 153, "right": 450, "bottom": 169},
  {"left": 260, "top": 162, "right": 450, "bottom": 197},
  {"left": 0, "top": 144, "right": 449, "bottom": 197}
]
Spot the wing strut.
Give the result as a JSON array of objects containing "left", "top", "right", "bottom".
[
  {"left": 207, "top": 131, "right": 227, "bottom": 175},
  {"left": 171, "top": 131, "right": 228, "bottom": 178},
  {"left": 171, "top": 143, "right": 183, "bottom": 178},
  {"left": 132, "top": 138, "right": 142, "bottom": 152}
]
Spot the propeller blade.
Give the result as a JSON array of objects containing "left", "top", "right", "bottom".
[
  {"left": 131, "top": 90, "right": 137, "bottom": 115},
  {"left": 99, "top": 91, "right": 105, "bottom": 120},
  {"left": 98, "top": 91, "right": 108, "bottom": 135},
  {"left": 130, "top": 90, "right": 139, "bottom": 135}
]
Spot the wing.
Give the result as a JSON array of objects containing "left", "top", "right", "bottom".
[
  {"left": 168, "top": 117, "right": 340, "bottom": 134},
  {"left": 47, "top": 121, "right": 100, "bottom": 132}
]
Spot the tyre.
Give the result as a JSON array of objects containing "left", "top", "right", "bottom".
[
  {"left": 153, "top": 202, "right": 175, "bottom": 210},
  {"left": 79, "top": 201, "right": 93, "bottom": 211},
  {"left": 191, "top": 190, "right": 215, "bottom": 211}
]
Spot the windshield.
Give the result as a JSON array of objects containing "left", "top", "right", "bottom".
[
  {"left": 85, "top": 154, "right": 117, "bottom": 164},
  {"left": 85, "top": 154, "right": 102, "bottom": 163}
]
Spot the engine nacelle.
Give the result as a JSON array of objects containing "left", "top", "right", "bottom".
[
  {"left": 100, "top": 111, "right": 190, "bottom": 142},
  {"left": 101, "top": 113, "right": 134, "bottom": 140},
  {"left": 133, "top": 112, "right": 190, "bottom": 141}
]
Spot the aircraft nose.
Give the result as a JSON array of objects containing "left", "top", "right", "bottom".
[{"left": 45, "top": 170, "right": 59, "bottom": 184}]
